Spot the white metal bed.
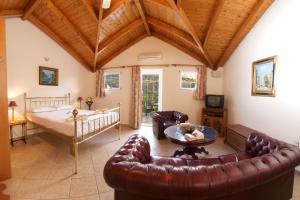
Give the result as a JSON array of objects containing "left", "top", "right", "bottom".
[{"left": 24, "top": 93, "right": 121, "bottom": 174}]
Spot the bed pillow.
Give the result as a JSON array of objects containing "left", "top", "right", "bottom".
[
  {"left": 30, "top": 107, "right": 56, "bottom": 113},
  {"left": 56, "top": 104, "right": 73, "bottom": 110}
]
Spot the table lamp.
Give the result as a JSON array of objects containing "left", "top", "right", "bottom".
[
  {"left": 8, "top": 101, "right": 17, "bottom": 122},
  {"left": 77, "top": 97, "right": 83, "bottom": 109}
]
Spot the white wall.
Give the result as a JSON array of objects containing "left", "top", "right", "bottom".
[
  {"left": 94, "top": 37, "right": 224, "bottom": 125},
  {"left": 6, "top": 18, "right": 95, "bottom": 135},
  {"left": 223, "top": 0, "right": 300, "bottom": 144}
]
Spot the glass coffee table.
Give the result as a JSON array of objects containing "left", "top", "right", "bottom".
[{"left": 164, "top": 125, "right": 218, "bottom": 159}]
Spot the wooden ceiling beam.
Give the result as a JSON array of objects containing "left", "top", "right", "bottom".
[
  {"left": 166, "top": 0, "right": 214, "bottom": 68},
  {"left": 22, "top": 0, "right": 41, "bottom": 20},
  {"left": 147, "top": 16, "right": 196, "bottom": 47},
  {"left": 134, "top": 0, "right": 151, "bottom": 36},
  {"left": 217, "top": 0, "right": 274, "bottom": 67},
  {"left": 203, "top": 0, "right": 225, "bottom": 49},
  {"left": 28, "top": 15, "right": 93, "bottom": 71},
  {"left": 0, "top": 10, "right": 23, "bottom": 17},
  {"left": 93, "top": 0, "right": 104, "bottom": 72},
  {"left": 153, "top": 32, "right": 208, "bottom": 65},
  {"left": 98, "top": 18, "right": 143, "bottom": 54},
  {"left": 102, "top": 0, "right": 130, "bottom": 20},
  {"left": 44, "top": 0, "right": 94, "bottom": 55},
  {"left": 97, "top": 34, "right": 147, "bottom": 69}
]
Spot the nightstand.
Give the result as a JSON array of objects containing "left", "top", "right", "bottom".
[{"left": 9, "top": 120, "right": 27, "bottom": 146}]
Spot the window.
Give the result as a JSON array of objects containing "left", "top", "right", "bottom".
[
  {"left": 180, "top": 71, "right": 198, "bottom": 89},
  {"left": 104, "top": 73, "right": 120, "bottom": 90}
]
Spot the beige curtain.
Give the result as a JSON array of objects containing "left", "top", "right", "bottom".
[
  {"left": 194, "top": 65, "right": 207, "bottom": 100},
  {"left": 96, "top": 69, "right": 106, "bottom": 97},
  {"left": 131, "top": 66, "right": 142, "bottom": 129}
]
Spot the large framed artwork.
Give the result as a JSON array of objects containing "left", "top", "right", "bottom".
[
  {"left": 252, "top": 56, "right": 277, "bottom": 97},
  {"left": 39, "top": 66, "right": 59, "bottom": 86}
]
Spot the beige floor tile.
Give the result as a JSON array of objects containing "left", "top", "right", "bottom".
[
  {"left": 99, "top": 191, "right": 114, "bottom": 200},
  {"left": 14, "top": 179, "right": 45, "bottom": 199},
  {"left": 70, "top": 194, "right": 100, "bottom": 200},
  {"left": 96, "top": 175, "right": 112, "bottom": 193},
  {"left": 70, "top": 176, "right": 98, "bottom": 198},
  {"left": 48, "top": 164, "right": 74, "bottom": 179},
  {"left": 39, "top": 177, "right": 71, "bottom": 199},
  {"left": 72, "top": 163, "right": 95, "bottom": 179},
  {"left": 11, "top": 165, "right": 32, "bottom": 179}
]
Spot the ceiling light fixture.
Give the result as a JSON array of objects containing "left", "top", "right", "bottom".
[{"left": 103, "top": 0, "right": 111, "bottom": 9}]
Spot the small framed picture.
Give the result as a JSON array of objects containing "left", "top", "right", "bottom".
[
  {"left": 39, "top": 66, "right": 59, "bottom": 86},
  {"left": 252, "top": 56, "right": 277, "bottom": 96}
]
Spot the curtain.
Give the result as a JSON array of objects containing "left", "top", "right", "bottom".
[
  {"left": 96, "top": 69, "right": 106, "bottom": 97},
  {"left": 131, "top": 66, "right": 142, "bottom": 129},
  {"left": 194, "top": 65, "right": 207, "bottom": 100}
]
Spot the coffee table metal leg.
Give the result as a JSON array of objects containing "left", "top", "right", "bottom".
[
  {"left": 173, "top": 146, "right": 209, "bottom": 159},
  {"left": 195, "top": 147, "right": 209, "bottom": 155}
]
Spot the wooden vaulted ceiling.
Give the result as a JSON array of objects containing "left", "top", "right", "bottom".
[{"left": 0, "top": 0, "right": 274, "bottom": 72}]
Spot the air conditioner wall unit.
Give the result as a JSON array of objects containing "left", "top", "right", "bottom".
[{"left": 137, "top": 52, "right": 162, "bottom": 61}]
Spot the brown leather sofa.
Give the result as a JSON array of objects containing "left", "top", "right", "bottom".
[
  {"left": 150, "top": 111, "right": 188, "bottom": 139},
  {"left": 104, "top": 133, "right": 300, "bottom": 200}
]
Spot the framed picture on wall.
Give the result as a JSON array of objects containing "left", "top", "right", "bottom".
[
  {"left": 252, "top": 56, "right": 277, "bottom": 96},
  {"left": 39, "top": 66, "right": 59, "bottom": 86}
]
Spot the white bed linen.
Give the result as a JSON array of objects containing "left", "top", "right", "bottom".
[{"left": 26, "top": 109, "right": 119, "bottom": 137}]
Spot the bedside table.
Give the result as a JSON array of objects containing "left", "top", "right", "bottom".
[{"left": 9, "top": 120, "right": 27, "bottom": 146}]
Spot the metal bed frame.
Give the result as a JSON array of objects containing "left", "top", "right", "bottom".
[{"left": 24, "top": 93, "right": 121, "bottom": 174}]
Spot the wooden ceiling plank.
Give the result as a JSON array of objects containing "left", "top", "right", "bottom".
[
  {"left": 134, "top": 0, "right": 151, "bottom": 36},
  {"left": 203, "top": 0, "right": 225, "bottom": 49},
  {"left": 22, "top": 0, "right": 41, "bottom": 20},
  {"left": 97, "top": 34, "right": 147, "bottom": 69},
  {"left": 28, "top": 15, "right": 93, "bottom": 71},
  {"left": 93, "top": 0, "right": 104, "bottom": 72},
  {"left": 0, "top": 10, "right": 23, "bottom": 17},
  {"left": 102, "top": 0, "right": 130, "bottom": 20},
  {"left": 79, "top": 0, "right": 98, "bottom": 23},
  {"left": 147, "top": 16, "right": 196, "bottom": 47},
  {"left": 153, "top": 32, "right": 208, "bottom": 65},
  {"left": 166, "top": 0, "right": 214, "bottom": 68},
  {"left": 44, "top": 0, "right": 95, "bottom": 54},
  {"left": 217, "top": 0, "right": 274, "bottom": 67},
  {"left": 147, "top": 0, "right": 172, "bottom": 9},
  {"left": 98, "top": 18, "right": 143, "bottom": 54}
]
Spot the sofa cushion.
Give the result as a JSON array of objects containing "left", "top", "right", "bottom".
[{"left": 163, "top": 120, "right": 176, "bottom": 129}]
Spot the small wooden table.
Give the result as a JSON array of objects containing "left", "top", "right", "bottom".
[
  {"left": 164, "top": 125, "right": 218, "bottom": 159},
  {"left": 9, "top": 120, "right": 27, "bottom": 146}
]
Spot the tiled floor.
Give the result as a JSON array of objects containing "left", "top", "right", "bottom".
[{"left": 1, "top": 125, "right": 300, "bottom": 200}]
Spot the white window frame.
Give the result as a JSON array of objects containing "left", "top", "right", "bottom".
[
  {"left": 104, "top": 72, "right": 121, "bottom": 90},
  {"left": 179, "top": 71, "right": 198, "bottom": 90}
]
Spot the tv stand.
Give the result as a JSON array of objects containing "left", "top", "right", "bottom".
[{"left": 201, "top": 108, "right": 228, "bottom": 137}]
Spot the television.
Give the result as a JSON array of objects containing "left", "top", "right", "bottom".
[{"left": 205, "top": 95, "right": 224, "bottom": 109}]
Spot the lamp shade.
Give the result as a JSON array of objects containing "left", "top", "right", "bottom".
[
  {"left": 77, "top": 97, "right": 83, "bottom": 101},
  {"left": 103, "top": 0, "right": 111, "bottom": 9},
  {"left": 8, "top": 101, "right": 17, "bottom": 107}
]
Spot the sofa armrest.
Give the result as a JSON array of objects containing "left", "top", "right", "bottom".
[{"left": 173, "top": 111, "right": 189, "bottom": 123}]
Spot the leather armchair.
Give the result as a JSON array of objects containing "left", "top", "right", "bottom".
[
  {"left": 150, "top": 111, "right": 188, "bottom": 139},
  {"left": 104, "top": 133, "right": 300, "bottom": 200}
]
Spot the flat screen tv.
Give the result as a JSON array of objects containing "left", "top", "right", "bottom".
[{"left": 205, "top": 95, "right": 224, "bottom": 109}]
